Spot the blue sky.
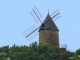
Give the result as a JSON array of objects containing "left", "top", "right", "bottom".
[{"left": 0, "top": 0, "right": 80, "bottom": 52}]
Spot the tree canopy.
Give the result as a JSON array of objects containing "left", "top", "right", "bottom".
[{"left": 0, "top": 42, "right": 79, "bottom": 60}]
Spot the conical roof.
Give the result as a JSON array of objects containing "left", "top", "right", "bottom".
[{"left": 39, "top": 13, "right": 59, "bottom": 31}]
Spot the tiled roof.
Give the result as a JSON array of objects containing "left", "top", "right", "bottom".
[{"left": 39, "top": 13, "right": 59, "bottom": 31}]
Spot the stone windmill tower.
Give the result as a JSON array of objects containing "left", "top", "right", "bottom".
[
  {"left": 39, "top": 13, "right": 59, "bottom": 46},
  {"left": 23, "top": 6, "right": 60, "bottom": 47}
]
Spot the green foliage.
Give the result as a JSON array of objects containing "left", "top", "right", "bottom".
[
  {"left": 76, "top": 48, "right": 80, "bottom": 55},
  {"left": 61, "top": 51, "right": 78, "bottom": 60},
  {"left": 0, "top": 41, "right": 79, "bottom": 60}
]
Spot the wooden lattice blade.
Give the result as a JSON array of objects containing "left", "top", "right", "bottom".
[
  {"left": 23, "top": 25, "right": 39, "bottom": 41},
  {"left": 30, "top": 5, "right": 42, "bottom": 24}
]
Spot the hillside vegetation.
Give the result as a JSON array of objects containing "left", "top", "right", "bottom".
[{"left": 0, "top": 42, "right": 80, "bottom": 60}]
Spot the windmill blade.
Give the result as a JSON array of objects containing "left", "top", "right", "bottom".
[
  {"left": 25, "top": 27, "right": 39, "bottom": 38},
  {"left": 28, "top": 32, "right": 38, "bottom": 41},
  {"left": 26, "top": 27, "right": 39, "bottom": 41},
  {"left": 30, "top": 12, "right": 38, "bottom": 24},
  {"left": 51, "top": 12, "right": 60, "bottom": 19},
  {"left": 53, "top": 16, "right": 61, "bottom": 21},
  {"left": 30, "top": 5, "right": 42, "bottom": 24},
  {"left": 34, "top": 5, "right": 42, "bottom": 18},
  {"left": 23, "top": 25, "right": 40, "bottom": 41},
  {"left": 27, "top": 28, "right": 39, "bottom": 41},
  {"left": 23, "top": 5, "right": 42, "bottom": 40},
  {"left": 22, "top": 25, "right": 35, "bottom": 36},
  {"left": 50, "top": 9, "right": 60, "bottom": 21},
  {"left": 32, "top": 8, "right": 42, "bottom": 23},
  {"left": 52, "top": 12, "right": 61, "bottom": 21},
  {"left": 50, "top": 9, "right": 59, "bottom": 16}
]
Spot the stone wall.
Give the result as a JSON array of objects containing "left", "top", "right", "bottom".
[{"left": 39, "top": 30, "right": 59, "bottom": 46}]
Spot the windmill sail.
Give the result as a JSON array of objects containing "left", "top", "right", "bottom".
[
  {"left": 32, "top": 9, "right": 42, "bottom": 23},
  {"left": 30, "top": 12, "right": 38, "bottom": 24},
  {"left": 30, "top": 5, "right": 42, "bottom": 24},
  {"left": 23, "top": 25, "right": 39, "bottom": 41},
  {"left": 34, "top": 5, "right": 42, "bottom": 18}
]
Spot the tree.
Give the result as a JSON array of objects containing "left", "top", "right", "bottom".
[
  {"left": 0, "top": 41, "right": 79, "bottom": 60},
  {"left": 76, "top": 48, "right": 80, "bottom": 55},
  {"left": 61, "top": 51, "right": 78, "bottom": 60}
]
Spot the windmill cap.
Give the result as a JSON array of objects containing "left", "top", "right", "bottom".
[{"left": 39, "top": 13, "right": 59, "bottom": 31}]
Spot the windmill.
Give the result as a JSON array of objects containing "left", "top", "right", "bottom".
[{"left": 23, "top": 5, "right": 61, "bottom": 46}]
